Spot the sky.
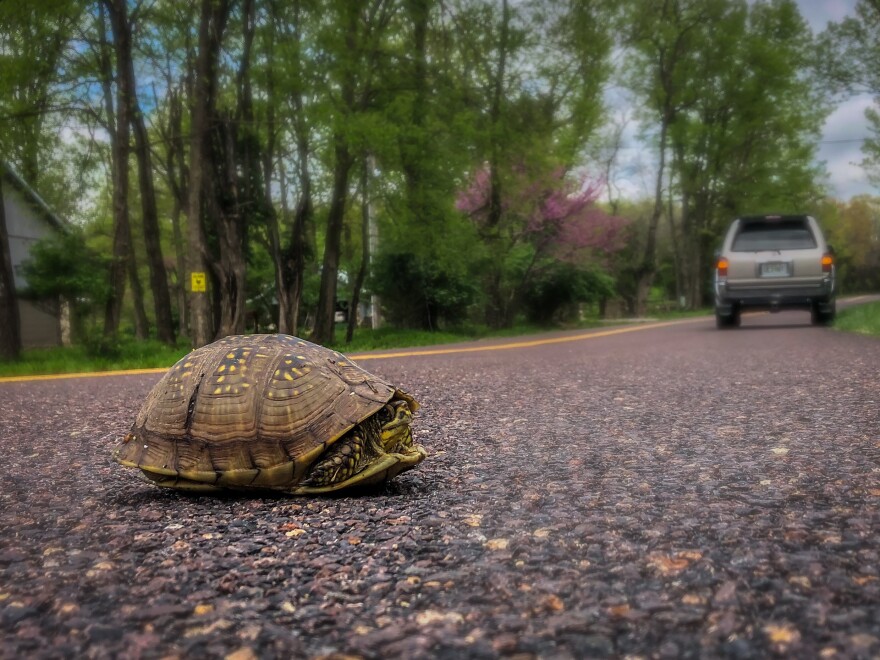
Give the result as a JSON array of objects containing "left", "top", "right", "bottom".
[
  {"left": 610, "top": 0, "right": 875, "bottom": 202},
  {"left": 798, "top": 0, "right": 875, "bottom": 200}
]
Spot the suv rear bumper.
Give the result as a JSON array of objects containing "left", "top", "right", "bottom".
[{"left": 715, "top": 279, "right": 835, "bottom": 314}]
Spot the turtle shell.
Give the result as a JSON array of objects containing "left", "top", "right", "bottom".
[{"left": 113, "top": 334, "right": 402, "bottom": 490}]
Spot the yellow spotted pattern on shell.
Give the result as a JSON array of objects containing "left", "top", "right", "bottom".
[{"left": 115, "top": 334, "right": 397, "bottom": 489}]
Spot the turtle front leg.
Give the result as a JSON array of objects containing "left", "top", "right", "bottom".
[
  {"left": 293, "top": 404, "right": 425, "bottom": 495},
  {"left": 300, "top": 422, "right": 379, "bottom": 488}
]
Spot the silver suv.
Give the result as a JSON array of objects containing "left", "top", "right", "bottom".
[{"left": 714, "top": 215, "right": 836, "bottom": 328}]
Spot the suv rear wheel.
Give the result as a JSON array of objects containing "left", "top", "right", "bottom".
[
  {"left": 811, "top": 302, "right": 836, "bottom": 326},
  {"left": 715, "top": 306, "right": 741, "bottom": 329}
]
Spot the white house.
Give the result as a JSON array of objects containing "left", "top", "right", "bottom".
[{"left": 1, "top": 162, "right": 65, "bottom": 347}]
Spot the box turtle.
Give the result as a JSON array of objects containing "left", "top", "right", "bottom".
[{"left": 113, "top": 334, "right": 426, "bottom": 494}]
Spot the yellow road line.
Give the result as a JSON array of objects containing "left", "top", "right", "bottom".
[
  {"left": 0, "top": 317, "right": 710, "bottom": 384},
  {"left": 351, "top": 317, "right": 706, "bottom": 360},
  {"left": 0, "top": 367, "right": 167, "bottom": 384}
]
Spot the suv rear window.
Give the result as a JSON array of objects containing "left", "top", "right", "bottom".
[{"left": 732, "top": 220, "right": 816, "bottom": 251}]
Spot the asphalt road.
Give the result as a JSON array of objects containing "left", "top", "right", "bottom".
[{"left": 1, "top": 303, "right": 879, "bottom": 659}]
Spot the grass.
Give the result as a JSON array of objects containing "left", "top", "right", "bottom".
[
  {"left": 0, "top": 323, "right": 606, "bottom": 378},
  {"left": 0, "top": 339, "right": 191, "bottom": 378},
  {"left": 327, "top": 327, "right": 484, "bottom": 354},
  {"left": 834, "top": 300, "right": 880, "bottom": 338},
  {"left": 328, "top": 318, "right": 614, "bottom": 354},
  {"left": 0, "top": 309, "right": 705, "bottom": 378},
  {"left": 653, "top": 307, "right": 712, "bottom": 320},
  {"left": 5, "top": 301, "right": 872, "bottom": 378}
]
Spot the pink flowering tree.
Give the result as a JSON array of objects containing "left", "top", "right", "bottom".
[{"left": 456, "top": 164, "right": 628, "bottom": 326}]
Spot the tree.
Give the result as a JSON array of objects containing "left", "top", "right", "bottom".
[
  {"left": 817, "top": 0, "right": 880, "bottom": 96},
  {"left": 267, "top": 0, "right": 319, "bottom": 336},
  {"left": 0, "top": 0, "right": 82, "bottom": 186},
  {"left": 622, "top": 0, "right": 713, "bottom": 315},
  {"left": 448, "top": 0, "right": 616, "bottom": 326},
  {"left": 824, "top": 196, "right": 880, "bottom": 292},
  {"left": 186, "top": 0, "right": 232, "bottom": 347},
  {"left": 820, "top": 1, "right": 880, "bottom": 184},
  {"left": 209, "top": 0, "right": 259, "bottom": 340},
  {"left": 147, "top": 1, "right": 198, "bottom": 339},
  {"left": 0, "top": 0, "right": 850, "bottom": 345},
  {"left": 254, "top": 0, "right": 292, "bottom": 334},
  {"left": 20, "top": 228, "right": 110, "bottom": 341},
  {"left": 457, "top": 166, "right": 628, "bottom": 326},
  {"left": 105, "top": 0, "right": 176, "bottom": 345},
  {"left": 625, "top": 0, "right": 826, "bottom": 310},
  {"left": 671, "top": 0, "right": 826, "bottom": 307},
  {"left": 99, "top": 0, "right": 136, "bottom": 339},
  {"left": 0, "top": 181, "right": 21, "bottom": 360},
  {"left": 311, "top": 0, "right": 397, "bottom": 346}
]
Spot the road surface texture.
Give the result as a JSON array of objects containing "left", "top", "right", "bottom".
[{"left": 1, "top": 308, "right": 879, "bottom": 659}]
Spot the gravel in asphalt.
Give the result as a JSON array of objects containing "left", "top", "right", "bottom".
[{"left": 1, "top": 315, "right": 879, "bottom": 658}]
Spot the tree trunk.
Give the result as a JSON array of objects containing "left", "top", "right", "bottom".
[
  {"left": 128, "top": 244, "right": 149, "bottom": 340},
  {"left": 208, "top": 0, "right": 258, "bottom": 340},
  {"left": 283, "top": 161, "right": 310, "bottom": 335},
  {"left": 264, "top": 169, "right": 290, "bottom": 335},
  {"left": 0, "top": 181, "right": 22, "bottom": 361},
  {"left": 215, "top": 0, "right": 255, "bottom": 339},
  {"left": 260, "top": 1, "right": 290, "bottom": 335},
  {"left": 211, "top": 117, "right": 248, "bottom": 339},
  {"left": 346, "top": 159, "right": 371, "bottom": 343},
  {"left": 481, "top": 0, "right": 511, "bottom": 327},
  {"left": 635, "top": 115, "right": 670, "bottom": 317},
  {"left": 272, "top": 0, "right": 312, "bottom": 336},
  {"left": 162, "top": 86, "right": 189, "bottom": 338},
  {"left": 667, "top": 170, "right": 683, "bottom": 306},
  {"left": 287, "top": 88, "right": 313, "bottom": 336},
  {"left": 170, "top": 197, "right": 186, "bottom": 336},
  {"left": 402, "top": 0, "right": 429, "bottom": 223},
  {"left": 186, "top": 0, "right": 230, "bottom": 348},
  {"left": 486, "top": 0, "right": 510, "bottom": 230},
  {"left": 107, "top": 0, "right": 175, "bottom": 345},
  {"left": 311, "top": 139, "right": 354, "bottom": 346},
  {"left": 100, "top": 0, "right": 131, "bottom": 338},
  {"left": 131, "top": 86, "right": 175, "bottom": 344},
  {"left": 311, "top": 3, "right": 358, "bottom": 346},
  {"left": 104, "top": 175, "right": 131, "bottom": 338},
  {"left": 153, "top": 7, "right": 194, "bottom": 341}
]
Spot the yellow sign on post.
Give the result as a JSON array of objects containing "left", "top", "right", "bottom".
[{"left": 191, "top": 272, "right": 207, "bottom": 292}]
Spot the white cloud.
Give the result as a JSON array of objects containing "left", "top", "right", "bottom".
[
  {"left": 797, "top": 0, "right": 855, "bottom": 31},
  {"left": 817, "top": 95, "right": 875, "bottom": 199}
]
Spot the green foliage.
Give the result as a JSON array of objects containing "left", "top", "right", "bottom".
[
  {"left": 817, "top": 0, "right": 880, "bottom": 95},
  {"left": 623, "top": 0, "right": 828, "bottom": 308},
  {"left": 370, "top": 251, "right": 478, "bottom": 330},
  {"left": 523, "top": 263, "right": 615, "bottom": 325},
  {"left": 863, "top": 104, "right": 880, "bottom": 187},
  {"left": 21, "top": 228, "right": 110, "bottom": 340},
  {"left": 817, "top": 1, "right": 880, "bottom": 186},
  {"left": 822, "top": 196, "right": 880, "bottom": 293}
]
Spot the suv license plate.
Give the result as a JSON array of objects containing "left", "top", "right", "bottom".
[{"left": 760, "top": 262, "right": 790, "bottom": 277}]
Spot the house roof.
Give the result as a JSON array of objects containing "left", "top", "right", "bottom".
[{"left": 1, "top": 160, "right": 66, "bottom": 231}]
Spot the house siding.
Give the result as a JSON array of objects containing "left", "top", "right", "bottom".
[{"left": 2, "top": 172, "right": 63, "bottom": 348}]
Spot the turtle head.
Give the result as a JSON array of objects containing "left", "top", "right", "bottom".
[
  {"left": 292, "top": 391, "right": 426, "bottom": 494},
  {"left": 377, "top": 399, "right": 415, "bottom": 453}
]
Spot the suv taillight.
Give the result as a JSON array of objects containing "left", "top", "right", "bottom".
[
  {"left": 717, "top": 257, "right": 729, "bottom": 277},
  {"left": 821, "top": 253, "right": 833, "bottom": 273}
]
